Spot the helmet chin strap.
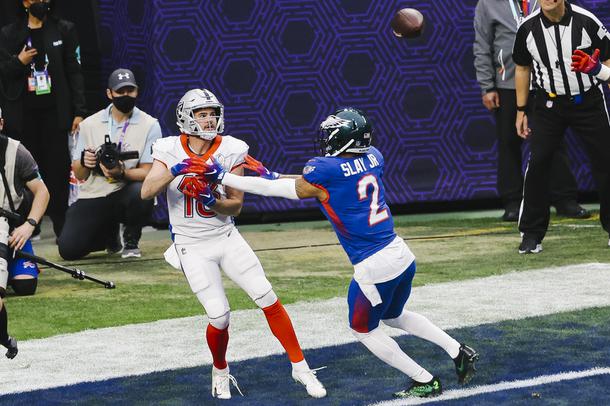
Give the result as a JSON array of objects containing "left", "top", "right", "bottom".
[{"left": 330, "top": 139, "right": 355, "bottom": 157}]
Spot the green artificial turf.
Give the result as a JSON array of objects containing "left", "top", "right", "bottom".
[{"left": 7, "top": 211, "right": 607, "bottom": 339}]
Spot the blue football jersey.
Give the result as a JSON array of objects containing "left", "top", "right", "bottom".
[{"left": 303, "top": 147, "right": 396, "bottom": 264}]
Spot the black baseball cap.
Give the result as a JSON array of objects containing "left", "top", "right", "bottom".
[{"left": 108, "top": 68, "right": 138, "bottom": 91}]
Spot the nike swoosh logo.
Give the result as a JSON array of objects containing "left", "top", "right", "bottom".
[{"left": 206, "top": 169, "right": 217, "bottom": 175}]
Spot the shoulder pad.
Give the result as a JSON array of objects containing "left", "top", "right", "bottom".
[{"left": 221, "top": 135, "right": 249, "bottom": 154}]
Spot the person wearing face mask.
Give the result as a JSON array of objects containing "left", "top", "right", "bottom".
[
  {"left": 57, "top": 69, "right": 161, "bottom": 260},
  {"left": 0, "top": 0, "right": 87, "bottom": 238}
]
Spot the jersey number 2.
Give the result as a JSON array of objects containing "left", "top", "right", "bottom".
[{"left": 358, "top": 174, "right": 389, "bottom": 226}]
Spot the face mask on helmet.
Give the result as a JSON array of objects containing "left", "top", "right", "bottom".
[
  {"left": 29, "top": 2, "right": 50, "bottom": 20},
  {"left": 176, "top": 89, "right": 224, "bottom": 140},
  {"left": 319, "top": 108, "right": 373, "bottom": 157},
  {"left": 191, "top": 107, "right": 222, "bottom": 138}
]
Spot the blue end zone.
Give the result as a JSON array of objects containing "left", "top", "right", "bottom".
[{"left": 2, "top": 307, "right": 610, "bottom": 405}]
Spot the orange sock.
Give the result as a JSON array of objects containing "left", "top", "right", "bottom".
[{"left": 262, "top": 300, "right": 304, "bottom": 363}]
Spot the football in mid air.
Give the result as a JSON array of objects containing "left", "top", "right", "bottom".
[{"left": 391, "top": 8, "right": 424, "bottom": 39}]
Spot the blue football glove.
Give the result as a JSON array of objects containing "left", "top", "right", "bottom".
[
  {"left": 201, "top": 156, "right": 227, "bottom": 184},
  {"left": 243, "top": 155, "right": 280, "bottom": 180},
  {"left": 170, "top": 157, "right": 208, "bottom": 177},
  {"left": 193, "top": 184, "right": 217, "bottom": 207}
]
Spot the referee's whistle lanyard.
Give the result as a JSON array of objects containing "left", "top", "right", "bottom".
[{"left": 107, "top": 106, "right": 130, "bottom": 151}]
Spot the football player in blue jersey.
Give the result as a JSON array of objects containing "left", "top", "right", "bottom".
[{"left": 181, "top": 107, "right": 479, "bottom": 398}]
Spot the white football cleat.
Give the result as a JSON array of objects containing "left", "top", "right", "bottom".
[
  {"left": 212, "top": 366, "right": 243, "bottom": 400},
  {"left": 292, "top": 367, "right": 327, "bottom": 398}
]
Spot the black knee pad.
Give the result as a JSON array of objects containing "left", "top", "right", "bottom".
[
  {"left": 0, "top": 287, "right": 6, "bottom": 299},
  {"left": 10, "top": 279, "right": 37, "bottom": 296}
]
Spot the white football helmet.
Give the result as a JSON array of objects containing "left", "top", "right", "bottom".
[{"left": 176, "top": 89, "right": 224, "bottom": 140}]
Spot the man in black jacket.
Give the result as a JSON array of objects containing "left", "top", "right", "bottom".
[{"left": 0, "top": 0, "right": 86, "bottom": 238}]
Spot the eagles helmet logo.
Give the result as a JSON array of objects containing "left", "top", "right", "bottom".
[{"left": 320, "top": 116, "right": 353, "bottom": 130}]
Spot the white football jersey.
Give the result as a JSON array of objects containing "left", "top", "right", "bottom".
[{"left": 152, "top": 134, "right": 248, "bottom": 243}]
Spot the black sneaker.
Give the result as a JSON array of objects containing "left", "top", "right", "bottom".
[
  {"left": 555, "top": 203, "right": 591, "bottom": 219},
  {"left": 502, "top": 203, "right": 520, "bottom": 222},
  {"left": 502, "top": 209, "right": 519, "bottom": 222},
  {"left": 121, "top": 240, "right": 141, "bottom": 258},
  {"left": 518, "top": 236, "right": 542, "bottom": 254},
  {"left": 1, "top": 336, "right": 18, "bottom": 359},
  {"left": 393, "top": 377, "right": 442, "bottom": 398},
  {"left": 453, "top": 344, "right": 479, "bottom": 384},
  {"left": 122, "top": 227, "right": 142, "bottom": 258}
]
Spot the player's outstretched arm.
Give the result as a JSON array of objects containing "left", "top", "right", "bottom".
[
  {"left": 243, "top": 155, "right": 300, "bottom": 179},
  {"left": 221, "top": 172, "right": 300, "bottom": 199},
  {"left": 220, "top": 172, "right": 325, "bottom": 201},
  {"left": 294, "top": 177, "right": 326, "bottom": 200},
  {"left": 141, "top": 160, "right": 175, "bottom": 200},
  {"left": 203, "top": 156, "right": 324, "bottom": 200},
  {"left": 209, "top": 166, "right": 244, "bottom": 216}
]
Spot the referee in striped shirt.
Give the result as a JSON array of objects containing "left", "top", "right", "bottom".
[{"left": 512, "top": 0, "right": 610, "bottom": 254}]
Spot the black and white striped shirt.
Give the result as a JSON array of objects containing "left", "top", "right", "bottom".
[{"left": 513, "top": 2, "right": 610, "bottom": 96}]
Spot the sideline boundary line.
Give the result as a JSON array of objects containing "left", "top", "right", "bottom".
[{"left": 374, "top": 367, "right": 610, "bottom": 405}]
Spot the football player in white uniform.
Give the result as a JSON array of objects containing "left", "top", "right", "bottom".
[{"left": 141, "top": 89, "right": 326, "bottom": 400}]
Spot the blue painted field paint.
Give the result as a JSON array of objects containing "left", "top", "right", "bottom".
[{"left": 2, "top": 310, "right": 610, "bottom": 405}]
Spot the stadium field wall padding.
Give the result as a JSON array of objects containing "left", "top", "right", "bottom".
[{"left": 98, "top": 0, "right": 610, "bottom": 216}]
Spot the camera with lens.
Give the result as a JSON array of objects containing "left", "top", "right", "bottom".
[{"left": 96, "top": 134, "right": 139, "bottom": 171}]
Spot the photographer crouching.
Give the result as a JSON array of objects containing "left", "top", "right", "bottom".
[
  {"left": 58, "top": 69, "right": 161, "bottom": 260},
  {"left": 0, "top": 106, "right": 50, "bottom": 359}
]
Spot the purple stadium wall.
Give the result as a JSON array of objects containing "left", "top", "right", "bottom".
[{"left": 97, "top": 0, "right": 610, "bottom": 220}]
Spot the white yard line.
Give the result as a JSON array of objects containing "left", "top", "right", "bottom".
[
  {"left": 1, "top": 263, "right": 610, "bottom": 395},
  {"left": 373, "top": 367, "right": 610, "bottom": 405}
]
